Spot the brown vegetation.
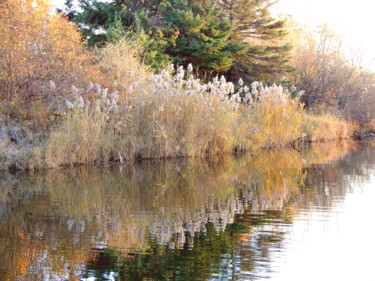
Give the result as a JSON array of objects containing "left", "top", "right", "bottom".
[{"left": 0, "top": 1, "right": 359, "bottom": 170}]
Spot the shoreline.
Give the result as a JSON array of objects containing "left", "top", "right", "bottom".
[{"left": 1, "top": 136, "right": 361, "bottom": 171}]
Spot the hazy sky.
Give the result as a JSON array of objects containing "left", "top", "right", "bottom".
[{"left": 274, "top": 0, "right": 375, "bottom": 70}]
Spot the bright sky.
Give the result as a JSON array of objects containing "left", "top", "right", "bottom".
[
  {"left": 274, "top": 0, "right": 375, "bottom": 71},
  {"left": 52, "top": 0, "right": 375, "bottom": 72}
]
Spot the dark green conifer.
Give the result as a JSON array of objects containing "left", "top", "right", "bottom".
[
  {"left": 64, "top": 0, "right": 289, "bottom": 79},
  {"left": 158, "top": 0, "right": 247, "bottom": 72},
  {"left": 218, "top": 0, "right": 293, "bottom": 82}
]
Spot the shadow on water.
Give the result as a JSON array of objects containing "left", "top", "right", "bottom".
[{"left": 0, "top": 141, "right": 374, "bottom": 280}]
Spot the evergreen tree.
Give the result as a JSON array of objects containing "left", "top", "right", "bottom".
[
  {"left": 158, "top": 0, "right": 247, "bottom": 72},
  {"left": 218, "top": 0, "right": 293, "bottom": 82},
  {"left": 65, "top": 0, "right": 246, "bottom": 73},
  {"left": 64, "top": 0, "right": 290, "bottom": 78},
  {"left": 63, "top": 0, "right": 162, "bottom": 46},
  {"left": 63, "top": 0, "right": 123, "bottom": 46}
]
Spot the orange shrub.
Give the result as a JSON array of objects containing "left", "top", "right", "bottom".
[{"left": 0, "top": 0, "right": 90, "bottom": 101}]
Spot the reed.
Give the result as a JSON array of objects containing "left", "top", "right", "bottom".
[{"left": 0, "top": 40, "right": 353, "bottom": 169}]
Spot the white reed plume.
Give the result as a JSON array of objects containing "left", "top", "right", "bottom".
[
  {"left": 199, "top": 85, "right": 206, "bottom": 94},
  {"left": 48, "top": 80, "right": 56, "bottom": 90},
  {"left": 65, "top": 99, "right": 75, "bottom": 109},
  {"left": 75, "top": 95, "right": 84, "bottom": 108},
  {"left": 94, "top": 84, "right": 101, "bottom": 96},
  {"left": 238, "top": 78, "right": 244, "bottom": 87},
  {"left": 86, "top": 82, "right": 94, "bottom": 92},
  {"left": 94, "top": 100, "right": 101, "bottom": 112},
  {"left": 108, "top": 90, "right": 119, "bottom": 101},
  {"left": 227, "top": 82, "right": 235, "bottom": 94},
  {"left": 187, "top": 63, "right": 193, "bottom": 72},
  {"left": 176, "top": 72, "right": 184, "bottom": 81},
  {"left": 167, "top": 64, "right": 174, "bottom": 72},
  {"left": 251, "top": 81, "right": 259, "bottom": 89},
  {"left": 296, "top": 90, "right": 305, "bottom": 99},
  {"left": 102, "top": 97, "right": 111, "bottom": 106},
  {"left": 71, "top": 85, "right": 78, "bottom": 95},
  {"left": 162, "top": 82, "right": 169, "bottom": 91},
  {"left": 101, "top": 88, "right": 108, "bottom": 99}
]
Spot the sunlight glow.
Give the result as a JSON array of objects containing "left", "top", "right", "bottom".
[{"left": 275, "top": 0, "right": 375, "bottom": 71}]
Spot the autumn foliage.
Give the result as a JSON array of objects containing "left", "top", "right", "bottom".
[{"left": 0, "top": 0, "right": 90, "bottom": 101}]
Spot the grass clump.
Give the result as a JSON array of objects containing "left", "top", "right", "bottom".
[
  {"left": 303, "top": 113, "right": 353, "bottom": 142},
  {"left": 45, "top": 113, "right": 109, "bottom": 167}
]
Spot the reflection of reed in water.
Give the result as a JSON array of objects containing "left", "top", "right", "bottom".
[
  {"left": 0, "top": 142, "right": 368, "bottom": 280},
  {"left": 296, "top": 143, "right": 375, "bottom": 210}
]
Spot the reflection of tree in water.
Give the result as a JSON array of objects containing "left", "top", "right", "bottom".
[
  {"left": 83, "top": 209, "right": 294, "bottom": 281},
  {"left": 0, "top": 142, "right": 373, "bottom": 280},
  {"left": 297, "top": 143, "right": 375, "bottom": 209}
]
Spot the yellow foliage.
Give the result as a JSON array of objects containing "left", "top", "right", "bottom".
[{"left": 0, "top": 0, "right": 90, "bottom": 100}]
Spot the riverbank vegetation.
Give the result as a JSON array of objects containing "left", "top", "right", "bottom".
[{"left": 0, "top": 0, "right": 373, "bottom": 169}]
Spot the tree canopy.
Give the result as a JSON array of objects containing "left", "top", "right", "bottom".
[
  {"left": 64, "top": 0, "right": 291, "bottom": 80},
  {"left": 218, "top": 0, "right": 293, "bottom": 82}
]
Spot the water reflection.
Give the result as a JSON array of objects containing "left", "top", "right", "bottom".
[{"left": 0, "top": 142, "right": 374, "bottom": 280}]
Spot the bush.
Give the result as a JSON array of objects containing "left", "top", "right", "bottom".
[{"left": 0, "top": 0, "right": 90, "bottom": 101}]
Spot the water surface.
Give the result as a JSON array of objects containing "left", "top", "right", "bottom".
[{"left": 1, "top": 142, "right": 374, "bottom": 280}]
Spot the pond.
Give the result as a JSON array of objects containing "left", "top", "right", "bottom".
[{"left": 0, "top": 142, "right": 374, "bottom": 280}]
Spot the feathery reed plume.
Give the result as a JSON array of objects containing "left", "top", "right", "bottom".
[
  {"left": 48, "top": 80, "right": 56, "bottom": 90},
  {"left": 71, "top": 85, "right": 78, "bottom": 95}
]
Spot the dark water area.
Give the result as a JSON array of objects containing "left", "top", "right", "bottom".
[{"left": 1, "top": 142, "right": 374, "bottom": 281}]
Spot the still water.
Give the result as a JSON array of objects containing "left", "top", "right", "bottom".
[{"left": 0, "top": 142, "right": 374, "bottom": 281}]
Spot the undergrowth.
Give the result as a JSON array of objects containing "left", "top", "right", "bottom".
[{"left": 0, "top": 40, "right": 353, "bottom": 169}]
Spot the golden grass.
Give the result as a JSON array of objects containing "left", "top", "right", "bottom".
[
  {"left": 95, "top": 39, "right": 149, "bottom": 87},
  {"left": 303, "top": 113, "right": 353, "bottom": 141},
  {"left": 235, "top": 100, "right": 304, "bottom": 150},
  {"left": 45, "top": 113, "right": 110, "bottom": 167},
  {"left": 0, "top": 40, "right": 355, "bottom": 169}
]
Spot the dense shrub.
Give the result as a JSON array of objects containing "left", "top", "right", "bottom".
[{"left": 0, "top": 0, "right": 90, "bottom": 101}]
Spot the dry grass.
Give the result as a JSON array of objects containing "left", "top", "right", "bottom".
[
  {"left": 235, "top": 100, "right": 304, "bottom": 150},
  {"left": 0, "top": 40, "right": 354, "bottom": 170},
  {"left": 43, "top": 42, "right": 306, "bottom": 167},
  {"left": 45, "top": 113, "right": 110, "bottom": 167},
  {"left": 0, "top": 114, "right": 45, "bottom": 170},
  {"left": 303, "top": 113, "right": 353, "bottom": 141},
  {"left": 95, "top": 39, "right": 149, "bottom": 87}
]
